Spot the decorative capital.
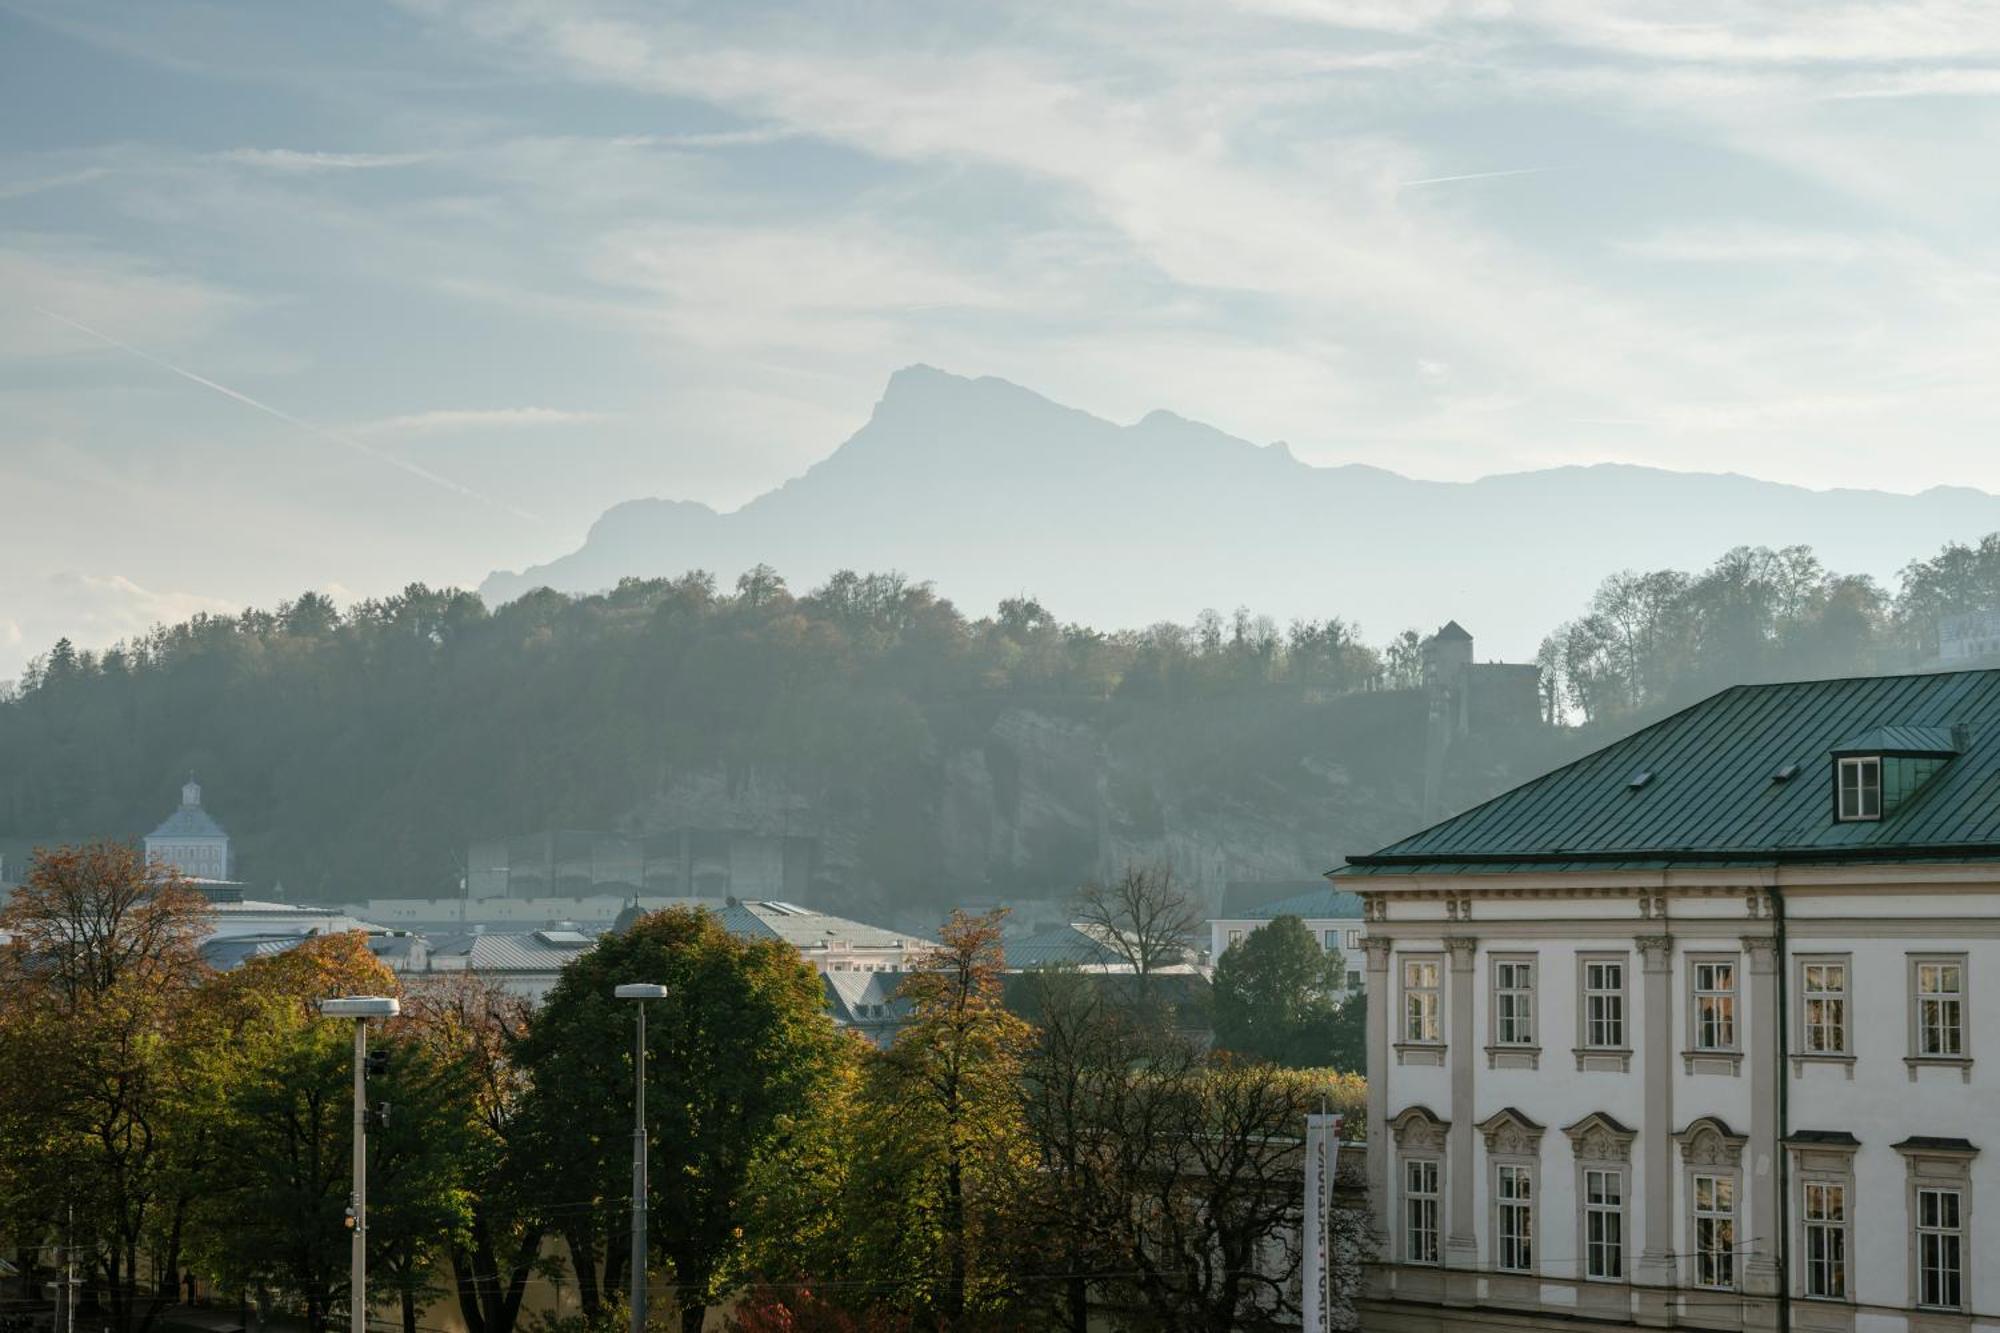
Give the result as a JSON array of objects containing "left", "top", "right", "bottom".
[
  {"left": 1635, "top": 934, "right": 1674, "bottom": 972},
  {"left": 1362, "top": 936, "right": 1394, "bottom": 970},
  {"left": 1444, "top": 936, "right": 1477, "bottom": 971},
  {"left": 1742, "top": 934, "right": 1778, "bottom": 972}
]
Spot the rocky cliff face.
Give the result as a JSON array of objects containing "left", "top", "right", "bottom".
[{"left": 615, "top": 688, "right": 1563, "bottom": 926}]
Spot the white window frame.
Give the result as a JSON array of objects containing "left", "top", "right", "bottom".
[
  {"left": 1494, "top": 1162, "right": 1535, "bottom": 1274},
  {"left": 1916, "top": 1186, "right": 1965, "bottom": 1312},
  {"left": 1344, "top": 928, "right": 1362, "bottom": 950},
  {"left": 1227, "top": 928, "right": 1244, "bottom": 948},
  {"left": 1402, "top": 955, "right": 1442, "bottom": 1045},
  {"left": 1689, "top": 955, "right": 1739, "bottom": 1053},
  {"left": 1402, "top": 1156, "right": 1441, "bottom": 1266},
  {"left": 1911, "top": 955, "right": 1968, "bottom": 1060},
  {"left": 1801, "top": 1177, "right": 1851, "bottom": 1302},
  {"left": 1583, "top": 1166, "right": 1624, "bottom": 1282},
  {"left": 1323, "top": 928, "right": 1339, "bottom": 952},
  {"left": 1837, "top": 756, "right": 1881, "bottom": 821},
  {"left": 1796, "top": 955, "right": 1851, "bottom": 1059},
  {"left": 1692, "top": 1172, "right": 1737, "bottom": 1290},
  {"left": 1578, "top": 954, "right": 1627, "bottom": 1051},
  {"left": 1493, "top": 957, "right": 1536, "bottom": 1047}
]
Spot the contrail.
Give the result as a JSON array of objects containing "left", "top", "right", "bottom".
[
  {"left": 34, "top": 306, "right": 544, "bottom": 524},
  {"left": 1399, "top": 167, "right": 1557, "bottom": 188}
]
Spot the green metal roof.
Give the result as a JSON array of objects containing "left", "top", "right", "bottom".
[
  {"left": 1830, "top": 725, "right": 1959, "bottom": 756},
  {"left": 1336, "top": 670, "right": 2000, "bottom": 877},
  {"left": 1235, "top": 887, "right": 1365, "bottom": 921}
]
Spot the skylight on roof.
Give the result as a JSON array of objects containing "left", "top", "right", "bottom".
[
  {"left": 1626, "top": 770, "right": 1653, "bottom": 790},
  {"left": 1771, "top": 763, "right": 1799, "bottom": 782}
]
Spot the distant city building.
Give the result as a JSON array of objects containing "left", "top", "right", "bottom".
[
  {"left": 715, "top": 899, "right": 933, "bottom": 974},
  {"left": 420, "top": 927, "right": 595, "bottom": 1003},
  {"left": 144, "top": 778, "right": 230, "bottom": 881},
  {"left": 1207, "top": 884, "right": 1366, "bottom": 993},
  {"left": 821, "top": 970, "right": 911, "bottom": 1048},
  {"left": 337, "top": 892, "right": 721, "bottom": 935}
]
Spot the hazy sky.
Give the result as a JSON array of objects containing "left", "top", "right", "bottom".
[{"left": 7, "top": 0, "right": 2000, "bottom": 682}]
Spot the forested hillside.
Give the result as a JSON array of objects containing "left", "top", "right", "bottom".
[{"left": 5, "top": 532, "right": 2000, "bottom": 918}]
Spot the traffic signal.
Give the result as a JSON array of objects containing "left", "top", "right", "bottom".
[{"left": 364, "top": 1049, "right": 390, "bottom": 1078}]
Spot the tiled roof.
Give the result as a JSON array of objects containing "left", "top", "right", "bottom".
[{"left": 1338, "top": 670, "right": 2000, "bottom": 876}]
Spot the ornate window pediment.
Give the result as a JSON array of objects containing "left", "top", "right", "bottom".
[
  {"left": 1674, "top": 1115, "right": 1747, "bottom": 1168},
  {"left": 1563, "top": 1111, "right": 1636, "bottom": 1164},
  {"left": 1475, "top": 1106, "right": 1546, "bottom": 1157},
  {"left": 1389, "top": 1104, "right": 1449, "bottom": 1153}
]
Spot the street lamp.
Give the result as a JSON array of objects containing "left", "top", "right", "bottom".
[
  {"left": 614, "top": 984, "right": 669, "bottom": 1333},
  {"left": 322, "top": 995, "right": 401, "bottom": 1333}
]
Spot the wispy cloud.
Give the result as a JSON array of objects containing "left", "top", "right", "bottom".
[
  {"left": 219, "top": 148, "right": 433, "bottom": 171},
  {"left": 351, "top": 407, "right": 611, "bottom": 437}
]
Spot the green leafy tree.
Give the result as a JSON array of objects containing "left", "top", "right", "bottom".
[
  {"left": 1210, "top": 916, "right": 1344, "bottom": 1068},
  {"left": 512, "top": 908, "right": 845, "bottom": 1333}
]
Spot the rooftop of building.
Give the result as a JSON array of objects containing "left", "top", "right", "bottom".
[
  {"left": 716, "top": 900, "right": 929, "bottom": 953},
  {"left": 1337, "top": 668, "right": 2000, "bottom": 876},
  {"left": 1221, "top": 886, "right": 1365, "bottom": 922},
  {"left": 147, "top": 780, "right": 228, "bottom": 841}
]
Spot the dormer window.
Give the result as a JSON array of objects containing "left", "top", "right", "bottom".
[{"left": 1837, "top": 757, "right": 1881, "bottom": 822}]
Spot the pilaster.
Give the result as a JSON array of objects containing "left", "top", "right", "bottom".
[
  {"left": 1442, "top": 936, "right": 1479, "bottom": 1299},
  {"left": 1741, "top": 933, "right": 1781, "bottom": 1326},
  {"left": 1633, "top": 932, "right": 1675, "bottom": 1327},
  {"left": 1362, "top": 933, "right": 1393, "bottom": 1264}
]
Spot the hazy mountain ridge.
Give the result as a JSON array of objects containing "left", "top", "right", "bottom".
[{"left": 484, "top": 367, "right": 2000, "bottom": 657}]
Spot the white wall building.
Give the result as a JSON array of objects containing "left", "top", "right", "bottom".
[
  {"left": 1338, "top": 671, "right": 2000, "bottom": 1333},
  {"left": 144, "top": 778, "right": 230, "bottom": 881},
  {"left": 1208, "top": 885, "right": 1366, "bottom": 991}
]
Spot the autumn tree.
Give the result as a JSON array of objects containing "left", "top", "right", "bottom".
[
  {"left": 0, "top": 843, "right": 211, "bottom": 1333},
  {"left": 843, "top": 912, "right": 1035, "bottom": 1329},
  {"left": 186, "top": 933, "right": 402, "bottom": 1333},
  {"left": 512, "top": 908, "right": 845, "bottom": 1333}
]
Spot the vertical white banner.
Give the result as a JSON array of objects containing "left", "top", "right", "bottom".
[{"left": 1303, "top": 1113, "right": 1343, "bottom": 1333}]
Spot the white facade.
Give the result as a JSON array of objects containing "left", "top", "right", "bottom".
[
  {"left": 1360, "top": 864, "right": 2000, "bottom": 1332},
  {"left": 144, "top": 779, "right": 230, "bottom": 880}
]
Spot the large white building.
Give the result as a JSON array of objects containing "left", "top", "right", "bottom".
[
  {"left": 1207, "top": 884, "right": 1367, "bottom": 992},
  {"left": 1337, "top": 670, "right": 2000, "bottom": 1332},
  {"left": 144, "top": 778, "right": 230, "bottom": 881}
]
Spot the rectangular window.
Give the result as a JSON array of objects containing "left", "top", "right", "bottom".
[
  {"left": 1584, "top": 959, "right": 1625, "bottom": 1048},
  {"left": 1584, "top": 1168, "right": 1623, "bottom": 1280},
  {"left": 1494, "top": 959, "right": 1535, "bottom": 1046},
  {"left": 1917, "top": 1187, "right": 1964, "bottom": 1310},
  {"left": 1403, "top": 1159, "right": 1439, "bottom": 1265},
  {"left": 1803, "top": 1182, "right": 1847, "bottom": 1300},
  {"left": 1837, "top": 756, "right": 1881, "bottom": 821},
  {"left": 1802, "top": 961, "right": 1848, "bottom": 1054},
  {"left": 1693, "top": 959, "right": 1737, "bottom": 1050},
  {"left": 1693, "top": 1174, "right": 1735, "bottom": 1289},
  {"left": 1916, "top": 960, "right": 1965, "bottom": 1057},
  {"left": 1495, "top": 1164, "right": 1534, "bottom": 1273},
  {"left": 1347, "top": 969, "right": 1362, "bottom": 991},
  {"left": 1323, "top": 929, "right": 1339, "bottom": 952},
  {"left": 1403, "top": 958, "right": 1441, "bottom": 1043},
  {"left": 1344, "top": 928, "right": 1362, "bottom": 949},
  {"left": 1227, "top": 928, "right": 1244, "bottom": 948}
]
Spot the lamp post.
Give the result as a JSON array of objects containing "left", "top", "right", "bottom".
[
  {"left": 614, "top": 984, "right": 669, "bottom": 1333},
  {"left": 321, "top": 995, "right": 401, "bottom": 1333}
]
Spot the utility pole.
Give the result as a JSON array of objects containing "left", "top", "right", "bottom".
[
  {"left": 614, "top": 984, "right": 669, "bottom": 1333},
  {"left": 321, "top": 996, "right": 400, "bottom": 1333}
]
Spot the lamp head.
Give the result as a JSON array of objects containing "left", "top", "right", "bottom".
[
  {"left": 321, "top": 995, "right": 401, "bottom": 1019},
  {"left": 614, "top": 983, "right": 669, "bottom": 1000}
]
